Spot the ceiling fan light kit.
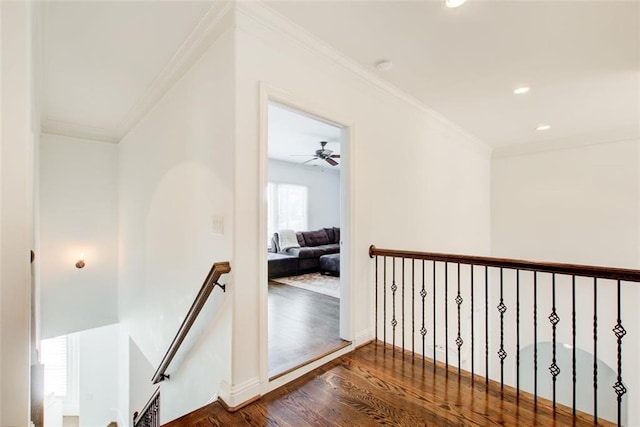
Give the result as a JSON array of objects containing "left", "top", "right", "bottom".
[{"left": 300, "top": 141, "right": 340, "bottom": 166}]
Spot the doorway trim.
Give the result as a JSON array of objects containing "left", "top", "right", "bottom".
[{"left": 257, "top": 82, "right": 356, "bottom": 394}]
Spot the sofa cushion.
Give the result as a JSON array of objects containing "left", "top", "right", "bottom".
[
  {"left": 323, "top": 227, "right": 335, "bottom": 243},
  {"left": 296, "top": 232, "right": 306, "bottom": 247},
  {"left": 302, "top": 229, "right": 330, "bottom": 246},
  {"left": 333, "top": 227, "right": 340, "bottom": 243},
  {"left": 283, "top": 246, "right": 320, "bottom": 259}
]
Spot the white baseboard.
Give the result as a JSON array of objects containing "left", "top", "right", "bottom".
[
  {"left": 218, "top": 377, "right": 261, "bottom": 410},
  {"left": 355, "top": 328, "right": 375, "bottom": 346}
]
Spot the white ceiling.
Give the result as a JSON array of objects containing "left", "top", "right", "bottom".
[
  {"left": 268, "top": 103, "right": 342, "bottom": 170},
  {"left": 269, "top": 0, "right": 640, "bottom": 149},
  {"left": 41, "top": 1, "right": 639, "bottom": 150},
  {"left": 42, "top": 1, "right": 212, "bottom": 142}
]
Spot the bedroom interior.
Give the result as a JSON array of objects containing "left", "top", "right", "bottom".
[{"left": 266, "top": 102, "right": 348, "bottom": 378}]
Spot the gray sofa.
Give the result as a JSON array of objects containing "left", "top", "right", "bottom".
[{"left": 268, "top": 227, "right": 340, "bottom": 278}]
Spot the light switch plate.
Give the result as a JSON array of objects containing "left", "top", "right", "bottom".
[{"left": 212, "top": 215, "right": 224, "bottom": 235}]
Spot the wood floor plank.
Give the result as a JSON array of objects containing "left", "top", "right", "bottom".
[
  {"left": 164, "top": 341, "right": 615, "bottom": 427},
  {"left": 268, "top": 281, "right": 347, "bottom": 377}
]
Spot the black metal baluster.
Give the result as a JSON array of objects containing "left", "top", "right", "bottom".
[
  {"left": 613, "top": 279, "right": 627, "bottom": 427},
  {"left": 471, "top": 264, "right": 475, "bottom": 380},
  {"left": 497, "top": 267, "right": 507, "bottom": 389},
  {"left": 433, "top": 261, "right": 437, "bottom": 368},
  {"left": 572, "top": 275, "right": 576, "bottom": 416},
  {"left": 384, "top": 256, "right": 387, "bottom": 349},
  {"left": 549, "top": 273, "right": 560, "bottom": 409},
  {"left": 516, "top": 269, "right": 520, "bottom": 397},
  {"left": 402, "top": 258, "right": 405, "bottom": 354},
  {"left": 456, "top": 263, "right": 463, "bottom": 374},
  {"left": 375, "top": 256, "right": 378, "bottom": 341},
  {"left": 485, "top": 265, "right": 489, "bottom": 385},
  {"left": 593, "top": 277, "right": 598, "bottom": 423},
  {"left": 421, "top": 260, "right": 426, "bottom": 363},
  {"left": 412, "top": 259, "right": 415, "bottom": 357},
  {"left": 534, "top": 271, "right": 538, "bottom": 403},
  {"left": 445, "top": 261, "right": 449, "bottom": 368},
  {"left": 392, "top": 257, "right": 397, "bottom": 350}
]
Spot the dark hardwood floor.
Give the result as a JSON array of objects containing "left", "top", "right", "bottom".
[
  {"left": 165, "top": 341, "right": 614, "bottom": 427},
  {"left": 268, "top": 281, "right": 347, "bottom": 378}
]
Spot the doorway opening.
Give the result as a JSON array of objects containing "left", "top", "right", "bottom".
[{"left": 265, "top": 101, "right": 350, "bottom": 379}]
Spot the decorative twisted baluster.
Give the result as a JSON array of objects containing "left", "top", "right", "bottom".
[
  {"left": 497, "top": 267, "right": 507, "bottom": 388},
  {"left": 613, "top": 280, "right": 627, "bottom": 427},
  {"left": 420, "top": 260, "right": 427, "bottom": 363},
  {"left": 456, "top": 263, "right": 463, "bottom": 374},
  {"left": 549, "top": 274, "right": 560, "bottom": 408},
  {"left": 391, "top": 257, "right": 397, "bottom": 349}
]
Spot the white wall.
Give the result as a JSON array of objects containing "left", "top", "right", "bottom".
[
  {"left": 129, "top": 338, "right": 156, "bottom": 423},
  {"left": 1, "top": 2, "right": 35, "bottom": 424},
  {"left": 118, "top": 21, "right": 235, "bottom": 423},
  {"left": 39, "top": 134, "right": 119, "bottom": 339},
  {"left": 78, "top": 324, "right": 119, "bottom": 427},
  {"left": 268, "top": 159, "right": 340, "bottom": 231},
  {"left": 232, "top": 1, "right": 491, "bottom": 401},
  {"left": 492, "top": 141, "right": 640, "bottom": 268},
  {"left": 491, "top": 140, "right": 640, "bottom": 424}
]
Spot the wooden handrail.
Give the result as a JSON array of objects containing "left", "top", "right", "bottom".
[
  {"left": 369, "top": 245, "right": 640, "bottom": 282},
  {"left": 151, "top": 261, "right": 231, "bottom": 384}
]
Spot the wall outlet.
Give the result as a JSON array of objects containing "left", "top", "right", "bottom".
[{"left": 212, "top": 215, "right": 224, "bottom": 235}]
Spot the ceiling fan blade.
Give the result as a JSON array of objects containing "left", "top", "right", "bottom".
[
  {"left": 325, "top": 157, "right": 338, "bottom": 166},
  {"left": 330, "top": 154, "right": 340, "bottom": 158},
  {"left": 302, "top": 157, "right": 318, "bottom": 164}
]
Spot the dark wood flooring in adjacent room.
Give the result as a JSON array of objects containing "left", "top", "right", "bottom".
[
  {"left": 165, "top": 341, "right": 613, "bottom": 427},
  {"left": 268, "top": 281, "right": 348, "bottom": 378}
]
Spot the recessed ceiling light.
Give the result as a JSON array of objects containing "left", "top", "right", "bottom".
[
  {"left": 375, "top": 60, "right": 393, "bottom": 72},
  {"left": 514, "top": 86, "right": 530, "bottom": 95},
  {"left": 536, "top": 125, "right": 551, "bottom": 131},
  {"left": 445, "top": 0, "right": 468, "bottom": 8}
]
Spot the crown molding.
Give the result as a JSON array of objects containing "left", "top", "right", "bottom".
[
  {"left": 116, "top": 1, "right": 234, "bottom": 142},
  {"left": 41, "top": 119, "right": 120, "bottom": 144},
  {"left": 39, "top": 1, "right": 234, "bottom": 144},
  {"left": 235, "top": 1, "right": 492, "bottom": 156},
  {"left": 492, "top": 134, "right": 640, "bottom": 159}
]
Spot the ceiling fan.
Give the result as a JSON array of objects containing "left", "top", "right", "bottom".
[{"left": 298, "top": 141, "right": 340, "bottom": 166}]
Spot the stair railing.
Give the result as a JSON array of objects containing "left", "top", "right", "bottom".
[
  {"left": 151, "top": 261, "right": 231, "bottom": 384},
  {"left": 133, "top": 388, "right": 160, "bottom": 427},
  {"left": 369, "top": 245, "right": 640, "bottom": 426}
]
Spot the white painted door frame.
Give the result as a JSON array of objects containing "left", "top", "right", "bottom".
[{"left": 257, "top": 82, "right": 356, "bottom": 394}]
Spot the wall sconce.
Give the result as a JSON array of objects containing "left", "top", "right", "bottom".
[{"left": 75, "top": 253, "right": 85, "bottom": 269}]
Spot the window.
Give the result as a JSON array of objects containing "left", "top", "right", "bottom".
[
  {"left": 268, "top": 182, "right": 308, "bottom": 245},
  {"left": 41, "top": 336, "right": 68, "bottom": 397}
]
